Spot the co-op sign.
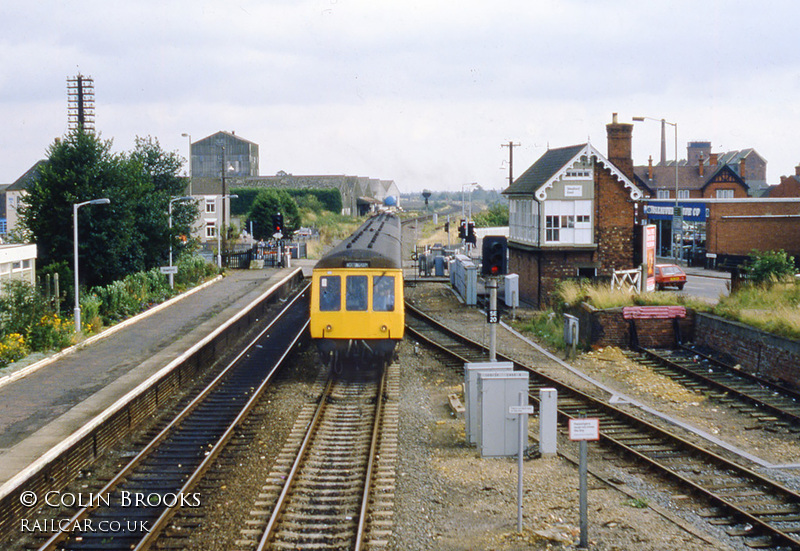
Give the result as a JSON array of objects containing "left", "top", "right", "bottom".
[{"left": 644, "top": 202, "right": 708, "bottom": 222}]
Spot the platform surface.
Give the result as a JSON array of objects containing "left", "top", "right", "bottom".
[{"left": 0, "top": 268, "right": 299, "bottom": 489}]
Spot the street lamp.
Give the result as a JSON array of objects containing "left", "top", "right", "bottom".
[
  {"left": 73, "top": 198, "right": 111, "bottom": 334},
  {"left": 181, "top": 133, "right": 192, "bottom": 195},
  {"left": 168, "top": 196, "right": 195, "bottom": 289},
  {"left": 216, "top": 194, "right": 238, "bottom": 268},
  {"left": 632, "top": 116, "right": 680, "bottom": 263}
]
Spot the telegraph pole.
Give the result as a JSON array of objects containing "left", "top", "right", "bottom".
[{"left": 501, "top": 141, "right": 520, "bottom": 187}]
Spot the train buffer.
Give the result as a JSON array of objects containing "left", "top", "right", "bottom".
[{"left": 622, "top": 306, "right": 687, "bottom": 349}]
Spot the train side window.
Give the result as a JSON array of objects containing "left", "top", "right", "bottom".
[
  {"left": 319, "top": 276, "right": 341, "bottom": 311},
  {"left": 346, "top": 275, "right": 368, "bottom": 311},
  {"left": 373, "top": 275, "right": 395, "bottom": 312}
]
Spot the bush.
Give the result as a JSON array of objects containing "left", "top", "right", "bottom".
[
  {"left": 0, "top": 280, "right": 71, "bottom": 353},
  {"left": 0, "top": 333, "right": 28, "bottom": 367},
  {"left": 174, "top": 255, "right": 219, "bottom": 289},
  {"left": 744, "top": 249, "right": 796, "bottom": 285}
]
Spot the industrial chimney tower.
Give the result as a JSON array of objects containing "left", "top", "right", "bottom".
[{"left": 67, "top": 74, "right": 95, "bottom": 132}]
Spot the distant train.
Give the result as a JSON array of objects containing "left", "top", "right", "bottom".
[{"left": 309, "top": 212, "right": 405, "bottom": 372}]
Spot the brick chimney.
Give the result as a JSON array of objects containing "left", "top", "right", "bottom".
[
  {"left": 710, "top": 152, "right": 718, "bottom": 166},
  {"left": 647, "top": 155, "right": 653, "bottom": 180},
  {"left": 606, "top": 112, "right": 634, "bottom": 180},
  {"left": 740, "top": 157, "right": 747, "bottom": 179},
  {"left": 795, "top": 163, "right": 800, "bottom": 177},
  {"left": 698, "top": 153, "right": 704, "bottom": 177}
]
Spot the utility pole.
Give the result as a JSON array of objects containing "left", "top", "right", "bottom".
[{"left": 501, "top": 141, "right": 520, "bottom": 187}]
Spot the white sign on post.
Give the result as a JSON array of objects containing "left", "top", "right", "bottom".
[
  {"left": 508, "top": 405, "right": 534, "bottom": 415},
  {"left": 569, "top": 418, "right": 600, "bottom": 441},
  {"left": 159, "top": 266, "right": 178, "bottom": 275}
]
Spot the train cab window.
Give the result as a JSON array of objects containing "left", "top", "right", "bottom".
[
  {"left": 319, "top": 276, "right": 341, "bottom": 311},
  {"left": 373, "top": 275, "right": 395, "bottom": 312},
  {"left": 346, "top": 275, "right": 368, "bottom": 311}
]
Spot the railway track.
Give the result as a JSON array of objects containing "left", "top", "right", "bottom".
[
  {"left": 405, "top": 302, "right": 800, "bottom": 550},
  {"left": 630, "top": 346, "right": 800, "bottom": 432},
  {"left": 32, "top": 285, "right": 310, "bottom": 551},
  {"left": 237, "top": 364, "right": 398, "bottom": 551}
]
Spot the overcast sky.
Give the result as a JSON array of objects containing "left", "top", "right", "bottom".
[{"left": 2, "top": 0, "right": 799, "bottom": 194}]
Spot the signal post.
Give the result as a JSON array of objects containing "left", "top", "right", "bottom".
[{"left": 482, "top": 236, "right": 508, "bottom": 361}]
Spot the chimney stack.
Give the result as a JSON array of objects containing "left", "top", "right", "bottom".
[
  {"left": 648, "top": 155, "right": 653, "bottom": 180},
  {"left": 795, "top": 163, "right": 800, "bottom": 177},
  {"left": 710, "top": 152, "right": 718, "bottom": 166},
  {"left": 740, "top": 157, "right": 747, "bottom": 179},
  {"left": 606, "top": 113, "right": 634, "bottom": 180},
  {"left": 698, "top": 153, "right": 705, "bottom": 177}
]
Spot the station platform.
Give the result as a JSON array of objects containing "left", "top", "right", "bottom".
[{"left": 0, "top": 267, "right": 302, "bottom": 494}]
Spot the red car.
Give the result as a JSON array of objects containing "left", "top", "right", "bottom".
[{"left": 655, "top": 264, "right": 686, "bottom": 290}]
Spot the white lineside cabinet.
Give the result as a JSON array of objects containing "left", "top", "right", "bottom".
[
  {"left": 477, "top": 371, "right": 530, "bottom": 457},
  {"left": 464, "top": 362, "right": 514, "bottom": 445}
]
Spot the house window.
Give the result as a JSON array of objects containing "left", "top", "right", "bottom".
[
  {"left": 657, "top": 189, "right": 670, "bottom": 199},
  {"left": 205, "top": 222, "right": 216, "bottom": 238},
  {"left": 677, "top": 190, "right": 690, "bottom": 199},
  {"left": 205, "top": 198, "right": 216, "bottom": 213},
  {"left": 545, "top": 216, "right": 560, "bottom": 242},
  {"left": 716, "top": 189, "right": 734, "bottom": 198}
]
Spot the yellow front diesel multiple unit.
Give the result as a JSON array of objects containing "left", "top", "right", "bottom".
[{"left": 309, "top": 213, "right": 404, "bottom": 372}]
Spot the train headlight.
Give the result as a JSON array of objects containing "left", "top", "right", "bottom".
[
  {"left": 381, "top": 325, "right": 388, "bottom": 333},
  {"left": 326, "top": 324, "right": 333, "bottom": 332}
]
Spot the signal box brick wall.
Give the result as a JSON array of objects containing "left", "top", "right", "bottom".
[
  {"left": 695, "top": 313, "right": 800, "bottom": 389},
  {"left": 594, "top": 165, "right": 637, "bottom": 277},
  {"left": 706, "top": 200, "right": 800, "bottom": 257}
]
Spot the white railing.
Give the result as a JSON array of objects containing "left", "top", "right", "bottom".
[{"left": 611, "top": 268, "right": 641, "bottom": 293}]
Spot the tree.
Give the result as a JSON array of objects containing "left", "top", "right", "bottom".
[
  {"left": 246, "top": 189, "right": 300, "bottom": 240},
  {"left": 18, "top": 129, "right": 195, "bottom": 291}
]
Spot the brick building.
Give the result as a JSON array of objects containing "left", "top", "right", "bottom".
[{"left": 503, "top": 115, "right": 644, "bottom": 308}]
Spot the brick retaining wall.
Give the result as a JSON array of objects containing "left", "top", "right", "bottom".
[
  {"left": 569, "top": 303, "right": 695, "bottom": 349},
  {"left": 694, "top": 313, "right": 800, "bottom": 388}
]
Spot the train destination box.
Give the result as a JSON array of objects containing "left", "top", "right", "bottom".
[
  {"left": 464, "top": 361, "right": 514, "bottom": 445},
  {"left": 477, "top": 371, "right": 530, "bottom": 458}
]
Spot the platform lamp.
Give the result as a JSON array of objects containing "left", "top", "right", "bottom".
[
  {"left": 632, "top": 116, "right": 680, "bottom": 263},
  {"left": 73, "top": 198, "right": 111, "bottom": 334}
]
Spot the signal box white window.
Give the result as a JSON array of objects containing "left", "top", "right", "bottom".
[{"left": 544, "top": 200, "right": 592, "bottom": 244}]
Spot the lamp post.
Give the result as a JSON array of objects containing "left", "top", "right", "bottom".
[
  {"left": 73, "top": 198, "right": 111, "bottom": 334},
  {"left": 633, "top": 116, "right": 680, "bottom": 263},
  {"left": 216, "top": 194, "right": 238, "bottom": 268},
  {"left": 168, "top": 196, "right": 195, "bottom": 289},
  {"left": 181, "top": 132, "right": 192, "bottom": 195}
]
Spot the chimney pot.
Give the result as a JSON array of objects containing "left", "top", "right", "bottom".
[
  {"left": 698, "top": 153, "right": 705, "bottom": 177},
  {"left": 795, "top": 163, "right": 800, "bottom": 177},
  {"left": 648, "top": 155, "right": 653, "bottom": 180},
  {"left": 740, "top": 157, "right": 746, "bottom": 179}
]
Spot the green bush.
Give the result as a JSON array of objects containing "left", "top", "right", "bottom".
[
  {"left": 744, "top": 249, "right": 796, "bottom": 285},
  {"left": 0, "top": 280, "right": 71, "bottom": 353},
  {"left": 0, "top": 333, "right": 28, "bottom": 367},
  {"left": 174, "top": 255, "right": 219, "bottom": 289}
]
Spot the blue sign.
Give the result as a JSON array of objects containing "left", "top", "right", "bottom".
[{"left": 644, "top": 202, "right": 707, "bottom": 222}]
